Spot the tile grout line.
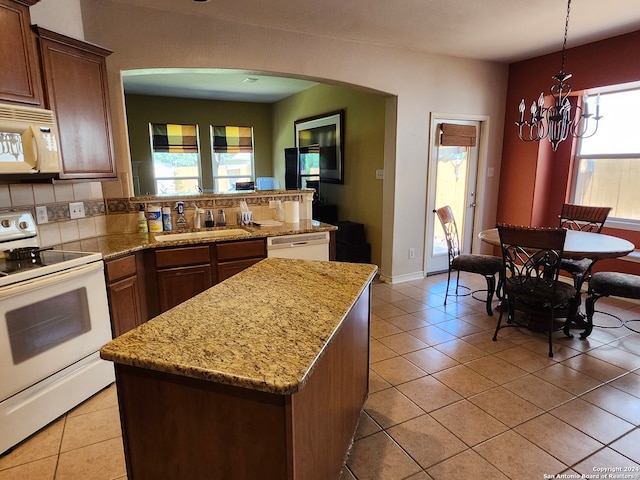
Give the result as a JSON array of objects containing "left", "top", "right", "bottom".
[{"left": 360, "top": 278, "right": 640, "bottom": 477}]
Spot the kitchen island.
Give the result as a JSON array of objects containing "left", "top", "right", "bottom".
[{"left": 100, "top": 257, "right": 377, "bottom": 480}]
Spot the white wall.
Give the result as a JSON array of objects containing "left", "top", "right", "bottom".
[{"left": 73, "top": 0, "right": 508, "bottom": 282}]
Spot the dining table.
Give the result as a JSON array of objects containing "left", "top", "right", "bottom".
[{"left": 479, "top": 227, "right": 635, "bottom": 338}]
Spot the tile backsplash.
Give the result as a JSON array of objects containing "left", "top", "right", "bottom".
[
  {"left": 0, "top": 182, "right": 107, "bottom": 247},
  {"left": 106, "top": 190, "right": 314, "bottom": 233},
  {"left": 0, "top": 183, "right": 315, "bottom": 247}
]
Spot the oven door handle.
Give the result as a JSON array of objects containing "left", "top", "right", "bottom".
[{"left": 0, "top": 261, "right": 103, "bottom": 299}]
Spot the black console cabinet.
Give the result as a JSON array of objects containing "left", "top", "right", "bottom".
[
  {"left": 336, "top": 221, "right": 371, "bottom": 263},
  {"left": 313, "top": 204, "right": 338, "bottom": 224}
]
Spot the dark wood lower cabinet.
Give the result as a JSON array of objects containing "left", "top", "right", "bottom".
[
  {"left": 150, "top": 239, "right": 267, "bottom": 314},
  {"left": 107, "top": 275, "right": 142, "bottom": 337},
  {"left": 156, "top": 264, "right": 213, "bottom": 312},
  {"left": 214, "top": 238, "right": 267, "bottom": 282},
  {"left": 216, "top": 257, "right": 263, "bottom": 282},
  {"left": 105, "top": 254, "right": 144, "bottom": 337},
  {"left": 113, "top": 285, "right": 371, "bottom": 480},
  {"left": 154, "top": 245, "right": 213, "bottom": 313}
]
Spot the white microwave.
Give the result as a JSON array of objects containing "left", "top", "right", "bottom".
[{"left": 0, "top": 103, "right": 61, "bottom": 175}]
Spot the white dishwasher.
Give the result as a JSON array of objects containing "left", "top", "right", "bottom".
[{"left": 266, "top": 231, "right": 330, "bottom": 261}]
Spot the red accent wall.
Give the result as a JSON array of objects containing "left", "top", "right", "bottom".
[{"left": 498, "top": 30, "right": 640, "bottom": 273}]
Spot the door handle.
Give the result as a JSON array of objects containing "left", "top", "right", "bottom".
[{"left": 469, "top": 203, "right": 476, "bottom": 207}]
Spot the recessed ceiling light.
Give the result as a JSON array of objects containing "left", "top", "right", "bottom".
[
  {"left": 242, "top": 77, "right": 259, "bottom": 84},
  {"left": 193, "top": 0, "right": 210, "bottom": 3}
]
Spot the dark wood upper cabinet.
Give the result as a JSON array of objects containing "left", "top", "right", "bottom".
[
  {"left": 34, "top": 26, "right": 117, "bottom": 179},
  {"left": 0, "top": 0, "right": 42, "bottom": 106}
]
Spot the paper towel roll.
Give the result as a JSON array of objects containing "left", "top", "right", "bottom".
[{"left": 284, "top": 201, "right": 300, "bottom": 224}]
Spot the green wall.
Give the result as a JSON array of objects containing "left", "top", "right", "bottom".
[
  {"left": 125, "top": 94, "right": 273, "bottom": 195},
  {"left": 273, "top": 84, "right": 387, "bottom": 266},
  {"left": 125, "top": 86, "right": 386, "bottom": 267}
]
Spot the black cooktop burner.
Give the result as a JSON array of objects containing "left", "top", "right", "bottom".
[
  {"left": 4, "top": 247, "right": 52, "bottom": 261},
  {"left": 0, "top": 212, "right": 103, "bottom": 287}
]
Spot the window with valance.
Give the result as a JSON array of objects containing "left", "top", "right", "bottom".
[
  {"left": 210, "top": 125, "right": 254, "bottom": 193},
  {"left": 150, "top": 123, "right": 201, "bottom": 195}
]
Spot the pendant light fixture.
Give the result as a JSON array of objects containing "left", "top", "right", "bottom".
[{"left": 515, "top": 0, "right": 602, "bottom": 151}]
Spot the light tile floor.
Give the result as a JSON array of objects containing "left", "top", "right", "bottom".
[{"left": 1, "top": 272, "right": 639, "bottom": 480}]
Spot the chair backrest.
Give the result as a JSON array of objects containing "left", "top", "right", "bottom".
[
  {"left": 559, "top": 203, "right": 611, "bottom": 233},
  {"left": 434, "top": 206, "right": 460, "bottom": 264},
  {"left": 497, "top": 223, "right": 567, "bottom": 297}
]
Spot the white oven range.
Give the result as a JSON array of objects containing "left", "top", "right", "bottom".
[{"left": 0, "top": 211, "right": 114, "bottom": 454}]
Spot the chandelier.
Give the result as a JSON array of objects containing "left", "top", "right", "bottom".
[{"left": 515, "top": 0, "right": 602, "bottom": 151}]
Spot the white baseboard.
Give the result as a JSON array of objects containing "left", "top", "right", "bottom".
[{"left": 379, "top": 271, "right": 425, "bottom": 284}]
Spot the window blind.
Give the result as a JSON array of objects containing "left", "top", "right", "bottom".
[
  {"left": 439, "top": 123, "right": 477, "bottom": 147},
  {"left": 151, "top": 124, "right": 198, "bottom": 153},
  {"left": 212, "top": 126, "right": 253, "bottom": 153}
]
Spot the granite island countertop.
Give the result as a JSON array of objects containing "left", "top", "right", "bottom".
[
  {"left": 59, "top": 219, "right": 336, "bottom": 260},
  {"left": 100, "top": 257, "right": 377, "bottom": 395}
]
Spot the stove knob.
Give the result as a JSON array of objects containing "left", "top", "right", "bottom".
[
  {"left": 0, "top": 219, "right": 10, "bottom": 228},
  {"left": 18, "top": 221, "right": 29, "bottom": 230}
]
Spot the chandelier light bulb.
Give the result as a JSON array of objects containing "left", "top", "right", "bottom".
[{"left": 515, "top": 0, "right": 601, "bottom": 151}]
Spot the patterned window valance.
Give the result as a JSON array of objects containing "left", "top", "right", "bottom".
[
  {"left": 439, "top": 123, "right": 477, "bottom": 147},
  {"left": 151, "top": 124, "right": 198, "bottom": 153},
  {"left": 212, "top": 126, "right": 253, "bottom": 154}
]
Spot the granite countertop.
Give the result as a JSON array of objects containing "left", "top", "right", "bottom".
[
  {"left": 61, "top": 219, "right": 337, "bottom": 260},
  {"left": 100, "top": 258, "right": 377, "bottom": 395}
]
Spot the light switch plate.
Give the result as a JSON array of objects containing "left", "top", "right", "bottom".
[{"left": 375, "top": 169, "right": 384, "bottom": 180}]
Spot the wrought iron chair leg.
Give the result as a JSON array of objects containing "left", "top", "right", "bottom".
[
  {"left": 444, "top": 267, "right": 453, "bottom": 305},
  {"left": 495, "top": 275, "right": 504, "bottom": 300},
  {"left": 504, "top": 297, "right": 515, "bottom": 323},
  {"left": 572, "top": 272, "right": 583, "bottom": 290},
  {"left": 572, "top": 259, "right": 596, "bottom": 290},
  {"left": 454, "top": 270, "right": 461, "bottom": 295},
  {"left": 492, "top": 307, "right": 504, "bottom": 341},
  {"left": 584, "top": 292, "right": 601, "bottom": 339},
  {"left": 563, "top": 294, "right": 581, "bottom": 339},
  {"left": 548, "top": 309, "right": 554, "bottom": 357},
  {"left": 484, "top": 274, "right": 496, "bottom": 316}
]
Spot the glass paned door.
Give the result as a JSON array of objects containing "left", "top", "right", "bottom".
[{"left": 426, "top": 119, "right": 481, "bottom": 274}]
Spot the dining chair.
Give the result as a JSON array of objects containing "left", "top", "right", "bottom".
[
  {"left": 493, "top": 224, "right": 578, "bottom": 357},
  {"left": 433, "top": 206, "right": 502, "bottom": 315},
  {"left": 558, "top": 203, "right": 611, "bottom": 290},
  {"left": 586, "top": 271, "right": 640, "bottom": 335}
]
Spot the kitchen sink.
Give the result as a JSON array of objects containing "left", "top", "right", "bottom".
[{"left": 154, "top": 229, "right": 251, "bottom": 242}]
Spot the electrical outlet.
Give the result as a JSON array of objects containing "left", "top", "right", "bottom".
[
  {"left": 408, "top": 248, "right": 415, "bottom": 259},
  {"left": 36, "top": 206, "right": 48, "bottom": 224},
  {"left": 69, "top": 201, "right": 86, "bottom": 219},
  {"left": 269, "top": 200, "right": 277, "bottom": 208}
]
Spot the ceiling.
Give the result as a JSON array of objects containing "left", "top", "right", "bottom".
[
  {"left": 123, "top": 69, "right": 319, "bottom": 103},
  {"left": 119, "top": 0, "right": 640, "bottom": 102}
]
